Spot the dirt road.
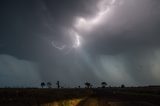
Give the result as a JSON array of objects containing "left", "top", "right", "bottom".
[{"left": 76, "top": 97, "right": 158, "bottom": 106}]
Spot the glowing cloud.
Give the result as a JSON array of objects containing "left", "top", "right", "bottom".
[
  {"left": 69, "top": 0, "right": 117, "bottom": 50},
  {"left": 69, "top": 30, "right": 81, "bottom": 48},
  {"left": 51, "top": 41, "right": 66, "bottom": 50},
  {"left": 74, "top": 0, "right": 115, "bottom": 32},
  {"left": 73, "top": 34, "right": 81, "bottom": 48},
  {"left": 52, "top": 0, "right": 116, "bottom": 50}
]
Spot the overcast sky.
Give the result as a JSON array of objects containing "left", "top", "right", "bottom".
[{"left": 0, "top": 0, "right": 160, "bottom": 87}]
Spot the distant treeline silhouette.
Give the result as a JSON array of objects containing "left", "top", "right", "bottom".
[{"left": 40, "top": 81, "right": 125, "bottom": 88}]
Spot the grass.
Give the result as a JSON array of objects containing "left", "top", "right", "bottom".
[{"left": 0, "top": 87, "right": 160, "bottom": 106}]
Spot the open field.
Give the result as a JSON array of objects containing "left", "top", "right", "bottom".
[{"left": 0, "top": 87, "right": 160, "bottom": 106}]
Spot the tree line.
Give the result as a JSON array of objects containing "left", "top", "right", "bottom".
[{"left": 40, "top": 81, "right": 124, "bottom": 88}]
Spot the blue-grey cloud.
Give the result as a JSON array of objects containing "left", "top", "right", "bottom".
[{"left": 0, "top": 55, "right": 41, "bottom": 87}]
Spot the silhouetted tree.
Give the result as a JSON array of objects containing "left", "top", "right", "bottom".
[
  {"left": 56, "top": 81, "right": 60, "bottom": 88},
  {"left": 101, "top": 82, "right": 107, "bottom": 88},
  {"left": 121, "top": 84, "right": 125, "bottom": 88},
  {"left": 78, "top": 86, "right": 81, "bottom": 88},
  {"left": 47, "top": 82, "right": 52, "bottom": 88},
  {"left": 85, "top": 82, "right": 91, "bottom": 88},
  {"left": 41, "top": 82, "right": 45, "bottom": 88}
]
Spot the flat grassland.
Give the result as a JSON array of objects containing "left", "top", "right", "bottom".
[{"left": 0, "top": 87, "right": 160, "bottom": 106}]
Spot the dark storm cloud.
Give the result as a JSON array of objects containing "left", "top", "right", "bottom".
[
  {"left": 0, "top": 0, "right": 103, "bottom": 87},
  {"left": 0, "top": 0, "right": 160, "bottom": 87},
  {"left": 35, "top": 0, "right": 100, "bottom": 45},
  {"left": 41, "top": 0, "right": 98, "bottom": 25}
]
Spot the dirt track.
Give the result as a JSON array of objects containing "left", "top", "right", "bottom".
[{"left": 76, "top": 97, "right": 158, "bottom": 106}]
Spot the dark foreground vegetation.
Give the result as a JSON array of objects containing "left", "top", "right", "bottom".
[{"left": 0, "top": 87, "right": 160, "bottom": 106}]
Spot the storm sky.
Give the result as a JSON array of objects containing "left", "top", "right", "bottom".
[{"left": 0, "top": 0, "right": 160, "bottom": 87}]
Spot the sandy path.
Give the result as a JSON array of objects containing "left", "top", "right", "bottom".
[{"left": 76, "top": 97, "right": 158, "bottom": 106}]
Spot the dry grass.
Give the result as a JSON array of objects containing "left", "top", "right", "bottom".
[{"left": 0, "top": 87, "right": 160, "bottom": 106}]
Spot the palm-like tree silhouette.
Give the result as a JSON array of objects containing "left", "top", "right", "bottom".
[
  {"left": 85, "top": 82, "right": 91, "bottom": 88},
  {"left": 101, "top": 82, "right": 107, "bottom": 88},
  {"left": 41, "top": 82, "right": 45, "bottom": 88}
]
